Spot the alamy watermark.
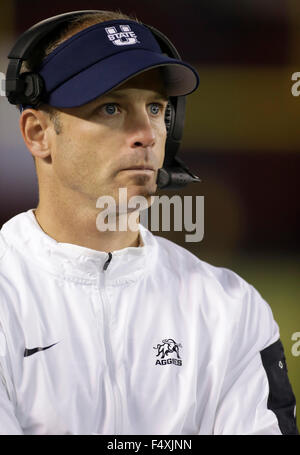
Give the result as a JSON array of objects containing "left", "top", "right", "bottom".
[
  {"left": 291, "top": 72, "right": 300, "bottom": 97},
  {"left": 291, "top": 332, "right": 300, "bottom": 357},
  {"left": 96, "top": 188, "right": 204, "bottom": 243},
  {"left": 0, "top": 72, "right": 5, "bottom": 97}
]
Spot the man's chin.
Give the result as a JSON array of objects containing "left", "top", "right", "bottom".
[{"left": 127, "top": 184, "right": 157, "bottom": 200}]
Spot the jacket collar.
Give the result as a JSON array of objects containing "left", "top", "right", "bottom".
[{"left": 1, "top": 209, "right": 156, "bottom": 286}]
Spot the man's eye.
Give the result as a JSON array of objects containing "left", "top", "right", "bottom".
[
  {"left": 102, "top": 103, "right": 119, "bottom": 115},
  {"left": 98, "top": 102, "right": 164, "bottom": 116},
  {"left": 149, "top": 103, "right": 164, "bottom": 115}
]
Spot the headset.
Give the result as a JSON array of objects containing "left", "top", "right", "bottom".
[{"left": 6, "top": 10, "right": 201, "bottom": 190}]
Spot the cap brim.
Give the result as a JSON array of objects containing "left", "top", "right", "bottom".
[{"left": 45, "top": 49, "right": 199, "bottom": 108}]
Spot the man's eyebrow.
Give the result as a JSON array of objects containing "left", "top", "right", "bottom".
[{"left": 94, "top": 91, "right": 169, "bottom": 103}]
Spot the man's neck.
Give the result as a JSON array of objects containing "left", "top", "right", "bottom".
[{"left": 33, "top": 205, "right": 142, "bottom": 253}]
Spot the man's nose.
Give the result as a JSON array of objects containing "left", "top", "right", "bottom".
[{"left": 126, "top": 110, "right": 156, "bottom": 149}]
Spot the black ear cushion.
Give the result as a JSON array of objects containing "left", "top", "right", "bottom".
[
  {"left": 164, "top": 101, "right": 175, "bottom": 136},
  {"left": 20, "top": 72, "right": 44, "bottom": 105}
]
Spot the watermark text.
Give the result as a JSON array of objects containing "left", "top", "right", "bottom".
[
  {"left": 291, "top": 332, "right": 300, "bottom": 357},
  {"left": 95, "top": 188, "right": 204, "bottom": 243}
]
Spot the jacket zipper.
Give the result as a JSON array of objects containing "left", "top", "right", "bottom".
[
  {"left": 100, "top": 252, "right": 123, "bottom": 434},
  {"left": 103, "top": 252, "right": 112, "bottom": 271}
]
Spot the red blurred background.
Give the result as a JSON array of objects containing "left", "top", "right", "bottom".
[{"left": 0, "top": 0, "right": 299, "bottom": 423}]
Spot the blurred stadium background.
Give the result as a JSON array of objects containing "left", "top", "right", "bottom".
[{"left": 0, "top": 0, "right": 299, "bottom": 432}]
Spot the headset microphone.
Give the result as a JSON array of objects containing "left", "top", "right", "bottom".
[{"left": 156, "top": 157, "right": 201, "bottom": 189}]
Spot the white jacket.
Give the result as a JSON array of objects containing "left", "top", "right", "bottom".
[{"left": 0, "top": 209, "right": 298, "bottom": 435}]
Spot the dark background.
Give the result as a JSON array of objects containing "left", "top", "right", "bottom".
[{"left": 0, "top": 0, "right": 299, "bottom": 423}]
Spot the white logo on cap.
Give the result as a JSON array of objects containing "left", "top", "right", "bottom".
[{"left": 105, "top": 24, "right": 139, "bottom": 46}]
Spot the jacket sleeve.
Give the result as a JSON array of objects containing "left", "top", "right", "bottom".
[
  {"left": 213, "top": 283, "right": 299, "bottom": 435},
  {"left": 0, "top": 325, "right": 23, "bottom": 434}
]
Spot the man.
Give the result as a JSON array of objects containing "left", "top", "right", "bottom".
[{"left": 0, "top": 10, "right": 298, "bottom": 435}]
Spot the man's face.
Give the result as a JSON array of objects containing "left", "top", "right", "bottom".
[{"left": 47, "top": 68, "right": 168, "bottom": 210}]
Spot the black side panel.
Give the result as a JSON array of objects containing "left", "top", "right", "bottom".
[{"left": 260, "top": 338, "right": 299, "bottom": 435}]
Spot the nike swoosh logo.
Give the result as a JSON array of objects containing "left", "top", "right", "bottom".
[{"left": 24, "top": 342, "right": 59, "bottom": 357}]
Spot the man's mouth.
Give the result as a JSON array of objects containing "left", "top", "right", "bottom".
[{"left": 121, "top": 165, "right": 155, "bottom": 172}]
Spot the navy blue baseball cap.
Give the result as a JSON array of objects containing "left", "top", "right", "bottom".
[{"left": 20, "top": 19, "right": 199, "bottom": 112}]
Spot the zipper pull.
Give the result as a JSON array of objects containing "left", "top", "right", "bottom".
[{"left": 103, "top": 252, "right": 112, "bottom": 271}]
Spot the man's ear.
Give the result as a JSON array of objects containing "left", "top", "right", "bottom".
[{"left": 19, "top": 109, "right": 53, "bottom": 160}]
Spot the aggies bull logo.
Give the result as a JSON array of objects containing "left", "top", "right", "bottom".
[{"left": 153, "top": 339, "right": 182, "bottom": 366}]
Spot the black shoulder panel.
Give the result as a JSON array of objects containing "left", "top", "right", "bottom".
[{"left": 260, "top": 338, "right": 299, "bottom": 435}]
